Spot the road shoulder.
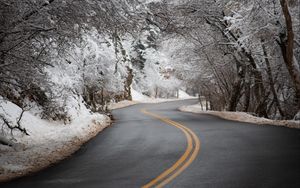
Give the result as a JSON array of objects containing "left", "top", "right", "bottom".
[{"left": 179, "top": 104, "right": 300, "bottom": 129}]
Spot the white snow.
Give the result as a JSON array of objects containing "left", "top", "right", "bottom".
[
  {"left": 107, "top": 100, "right": 139, "bottom": 110},
  {"left": 131, "top": 88, "right": 196, "bottom": 103},
  {"left": 132, "top": 89, "right": 151, "bottom": 101},
  {"left": 179, "top": 104, "right": 300, "bottom": 129},
  {"left": 0, "top": 99, "right": 110, "bottom": 182},
  {"left": 178, "top": 90, "right": 196, "bottom": 99}
]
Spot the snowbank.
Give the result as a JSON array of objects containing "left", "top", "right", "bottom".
[
  {"left": 179, "top": 104, "right": 300, "bottom": 129},
  {"left": 107, "top": 100, "right": 139, "bottom": 110},
  {"left": 0, "top": 100, "right": 110, "bottom": 182},
  {"left": 131, "top": 88, "right": 196, "bottom": 103},
  {"left": 178, "top": 90, "right": 196, "bottom": 99},
  {"left": 131, "top": 89, "right": 151, "bottom": 101}
]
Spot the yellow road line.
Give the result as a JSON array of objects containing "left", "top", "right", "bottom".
[
  {"left": 141, "top": 109, "right": 193, "bottom": 188},
  {"left": 141, "top": 109, "right": 201, "bottom": 188},
  {"left": 156, "top": 120, "right": 201, "bottom": 188}
]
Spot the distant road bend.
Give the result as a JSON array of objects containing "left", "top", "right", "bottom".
[{"left": 2, "top": 99, "right": 300, "bottom": 188}]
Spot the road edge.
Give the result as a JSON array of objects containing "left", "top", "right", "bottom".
[
  {"left": 179, "top": 105, "right": 300, "bottom": 129},
  {"left": 0, "top": 116, "right": 111, "bottom": 183}
]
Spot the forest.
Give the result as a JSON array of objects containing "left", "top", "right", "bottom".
[{"left": 0, "top": 0, "right": 299, "bottom": 137}]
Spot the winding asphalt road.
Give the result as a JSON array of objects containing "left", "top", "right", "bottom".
[{"left": 1, "top": 99, "right": 300, "bottom": 187}]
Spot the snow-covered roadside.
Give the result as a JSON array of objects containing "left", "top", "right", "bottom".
[
  {"left": 108, "top": 89, "right": 196, "bottom": 110},
  {"left": 107, "top": 100, "right": 139, "bottom": 110},
  {"left": 0, "top": 100, "right": 110, "bottom": 182},
  {"left": 131, "top": 89, "right": 196, "bottom": 103},
  {"left": 179, "top": 104, "right": 300, "bottom": 129}
]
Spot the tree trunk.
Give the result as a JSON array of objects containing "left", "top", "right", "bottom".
[
  {"left": 262, "top": 42, "right": 285, "bottom": 118},
  {"left": 205, "top": 97, "right": 209, "bottom": 111},
  {"left": 124, "top": 66, "right": 133, "bottom": 100},
  {"left": 228, "top": 58, "right": 245, "bottom": 111},
  {"left": 279, "top": 0, "right": 300, "bottom": 113},
  {"left": 243, "top": 66, "right": 251, "bottom": 112},
  {"left": 247, "top": 54, "right": 268, "bottom": 117}
]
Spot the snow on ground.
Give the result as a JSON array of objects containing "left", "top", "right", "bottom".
[
  {"left": 131, "top": 88, "right": 196, "bottom": 103},
  {"left": 179, "top": 104, "right": 300, "bottom": 129},
  {"left": 131, "top": 89, "right": 151, "bottom": 101},
  {"left": 0, "top": 99, "right": 110, "bottom": 182},
  {"left": 108, "top": 89, "right": 197, "bottom": 110},
  {"left": 107, "top": 100, "right": 139, "bottom": 110},
  {"left": 178, "top": 90, "right": 196, "bottom": 99}
]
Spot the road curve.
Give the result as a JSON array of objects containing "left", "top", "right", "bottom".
[
  {"left": 1, "top": 99, "right": 300, "bottom": 188},
  {"left": 141, "top": 108, "right": 200, "bottom": 187}
]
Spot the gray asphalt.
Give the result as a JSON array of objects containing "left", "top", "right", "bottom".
[{"left": 1, "top": 99, "right": 300, "bottom": 187}]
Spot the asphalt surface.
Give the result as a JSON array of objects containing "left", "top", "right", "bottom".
[{"left": 1, "top": 99, "right": 300, "bottom": 188}]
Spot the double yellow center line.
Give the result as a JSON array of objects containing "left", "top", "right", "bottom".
[{"left": 141, "top": 109, "right": 201, "bottom": 188}]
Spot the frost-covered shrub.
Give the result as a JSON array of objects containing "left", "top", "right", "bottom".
[{"left": 42, "top": 29, "right": 132, "bottom": 114}]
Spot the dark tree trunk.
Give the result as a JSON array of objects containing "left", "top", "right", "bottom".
[
  {"left": 206, "top": 97, "right": 209, "bottom": 111},
  {"left": 228, "top": 58, "right": 245, "bottom": 111},
  {"left": 124, "top": 66, "right": 133, "bottom": 100},
  {"left": 279, "top": 0, "right": 300, "bottom": 113},
  {"left": 243, "top": 68, "right": 251, "bottom": 112},
  {"left": 247, "top": 54, "right": 268, "bottom": 118},
  {"left": 262, "top": 42, "right": 285, "bottom": 118}
]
